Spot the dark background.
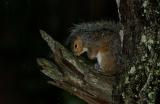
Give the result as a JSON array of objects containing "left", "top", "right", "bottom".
[{"left": 0, "top": 0, "right": 118, "bottom": 104}]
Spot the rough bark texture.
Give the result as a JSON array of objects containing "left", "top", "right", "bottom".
[
  {"left": 119, "top": 0, "right": 160, "bottom": 104},
  {"left": 37, "top": 30, "right": 119, "bottom": 104}
]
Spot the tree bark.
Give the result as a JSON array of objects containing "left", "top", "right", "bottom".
[
  {"left": 118, "top": 0, "right": 160, "bottom": 104},
  {"left": 38, "top": 30, "right": 118, "bottom": 104}
]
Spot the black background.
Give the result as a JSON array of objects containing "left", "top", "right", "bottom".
[{"left": 0, "top": 0, "right": 118, "bottom": 104}]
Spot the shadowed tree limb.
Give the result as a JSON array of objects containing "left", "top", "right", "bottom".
[{"left": 37, "top": 30, "right": 118, "bottom": 104}]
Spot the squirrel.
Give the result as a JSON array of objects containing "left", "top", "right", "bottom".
[{"left": 67, "top": 21, "right": 122, "bottom": 75}]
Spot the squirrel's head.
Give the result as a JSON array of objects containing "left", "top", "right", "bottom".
[
  {"left": 69, "top": 36, "right": 87, "bottom": 56},
  {"left": 71, "top": 36, "right": 85, "bottom": 56}
]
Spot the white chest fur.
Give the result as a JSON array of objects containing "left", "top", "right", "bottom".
[
  {"left": 83, "top": 48, "right": 88, "bottom": 52},
  {"left": 96, "top": 52, "right": 102, "bottom": 65}
]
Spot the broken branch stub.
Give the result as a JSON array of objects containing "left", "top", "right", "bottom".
[{"left": 37, "top": 30, "right": 118, "bottom": 104}]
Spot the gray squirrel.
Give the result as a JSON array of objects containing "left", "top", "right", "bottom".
[{"left": 67, "top": 21, "right": 122, "bottom": 75}]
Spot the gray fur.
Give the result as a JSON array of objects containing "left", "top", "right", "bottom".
[{"left": 67, "top": 21, "right": 122, "bottom": 64}]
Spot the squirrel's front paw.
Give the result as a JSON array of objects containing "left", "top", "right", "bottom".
[{"left": 94, "top": 63, "right": 101, "bottom": 72}]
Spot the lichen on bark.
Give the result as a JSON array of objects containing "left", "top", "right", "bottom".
[{"left": 119, "top": 0, "right": 160, "bottom": 104}]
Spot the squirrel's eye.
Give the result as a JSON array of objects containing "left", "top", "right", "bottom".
[{"left": 75, "top": 44, "right": 77, "bottom": 48}]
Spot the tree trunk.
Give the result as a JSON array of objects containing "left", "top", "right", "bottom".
[
  {"left": 119, "top": 0, "right": 160, "bottom": 104},
  {"left": 37, "top": 0, "right": 160, "bottom": 104}
]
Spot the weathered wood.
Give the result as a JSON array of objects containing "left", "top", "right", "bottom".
[{"left": 37, "top": 30, "right": 118, "bottom": 104}]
